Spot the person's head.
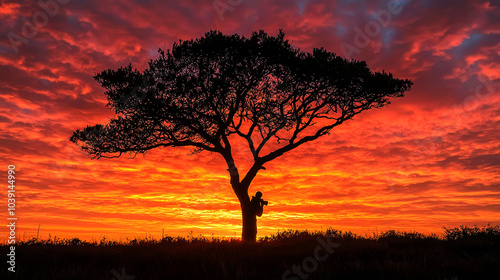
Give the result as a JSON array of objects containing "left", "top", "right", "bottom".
[{"left": 255, "top": 191, "right": 262, "bottom": 198}]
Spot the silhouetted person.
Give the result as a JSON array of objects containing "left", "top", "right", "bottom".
[{"left": 249, "top": 191, "right": 268, "bottom": 240}]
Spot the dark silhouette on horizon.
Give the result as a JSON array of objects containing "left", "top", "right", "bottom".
[{"left": 70, "top": 30, "right": 413, "bottom": 242}]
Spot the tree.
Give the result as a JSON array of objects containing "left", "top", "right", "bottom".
[{"left": 71, "top": 30, "right": 413, "bottom": 242}]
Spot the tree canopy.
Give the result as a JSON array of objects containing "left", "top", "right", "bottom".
[{"left": 71, "top": 30, "right": 411, "bottom": 168}]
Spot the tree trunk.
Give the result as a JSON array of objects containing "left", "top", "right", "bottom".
[
  {"left": 232, "top": 186, "right": 257, "bottom": 242},
  {"left": 241, "top": 201, "right": 257, "bottom": 242},
  {"left": 230, "top": 181, "right": 258, "bottom": 242},
  {"left": 225, "top": 156, "right": 262, "bottom": 242}
]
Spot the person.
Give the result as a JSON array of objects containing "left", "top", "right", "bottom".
[
  {"left": 250, "top": 191, "right": 266, "bottom": 217},
  {"left": 249, "top": 191, "right": 267, "bottom": 240}
]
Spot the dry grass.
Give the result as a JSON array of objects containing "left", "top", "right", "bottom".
[{"left": 1, "top": 225, "right": 499, "bottom": 280}]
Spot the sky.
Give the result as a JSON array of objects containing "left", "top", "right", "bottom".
[{"left": 0, "top": 0, "right": 499, "bottom": 242}]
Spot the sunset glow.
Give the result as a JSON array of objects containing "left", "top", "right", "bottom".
[{"left": 1, "top": 0, "right": 499, "bottom": 242}]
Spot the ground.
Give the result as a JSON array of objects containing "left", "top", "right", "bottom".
[{"left": 1, "top": 226, "right": 499, "bottom": 280}]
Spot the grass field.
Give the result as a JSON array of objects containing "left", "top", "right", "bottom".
[{"left": 1, "top": 225, "right": 499, "bottom": 280}]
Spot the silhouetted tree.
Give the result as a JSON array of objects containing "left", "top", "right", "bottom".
[{"left": 71, "top": 30, "right": 412, "bottom": 242}]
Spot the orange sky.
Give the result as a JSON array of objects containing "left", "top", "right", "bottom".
[{"left": 1, "top": 0, "right": 500, "bottom": 242}]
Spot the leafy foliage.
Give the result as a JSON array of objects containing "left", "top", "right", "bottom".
[{"left": 71, "top": 30, "right": 412, "bottom": 166}]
